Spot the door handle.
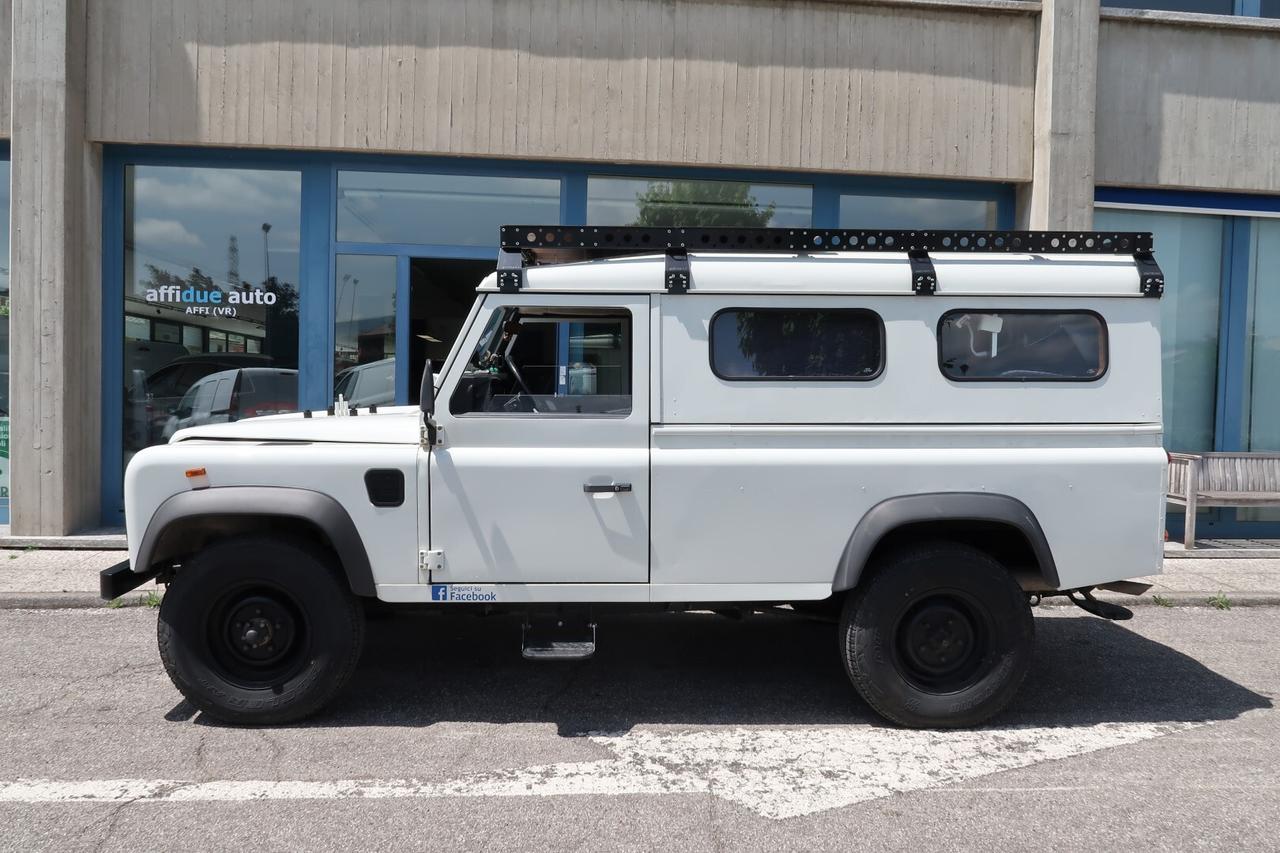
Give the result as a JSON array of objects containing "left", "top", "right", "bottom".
[{"left": 584, "top": 482, "right": 632, "bottom": 493}]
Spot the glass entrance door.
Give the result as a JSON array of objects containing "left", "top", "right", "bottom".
[
  {"left": 332, "top": 255, "right": 494, "bottom": 407},
  {"left": 407, "top": 258, "right": 494, "bottom": 404}
]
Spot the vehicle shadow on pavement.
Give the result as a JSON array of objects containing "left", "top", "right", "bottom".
[{"left": 208, "top": 610, "right": 1271, "bottom": 733}]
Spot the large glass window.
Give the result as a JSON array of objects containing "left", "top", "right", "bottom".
[
  {"left": 710, "top": 308, "right": 883, "bottom": 381},
  {"left": 839, "top": 194, "right": 999, "bottom": 230},
  {"left": 1096, "top": 208, "right": 1224, "bottom": 452},
  {"left": 123, "top": 166, "right": 302, "bottom": 464},
  {"left": 587, "top": 176, "right": 812, "bottom": 227},
  {"left": 1245, "top": 218, "right": 1280, "bottom": 452},
  {"left": 1241, "top": 217, "right": 1280, "bottom": 521},
  {"left": 337, "top": 171, "right": 561, "bottom": 246},
  {"left": 1102, "top": 0, "right": 1234, "bottom": 13},
  {"left": 939, "top": 311, "right": 1107, "bottom": 382}
]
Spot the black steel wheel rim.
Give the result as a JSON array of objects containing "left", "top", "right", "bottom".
[
  {"left": 205, "top": 583, "right": 310, "bottom": 686},
  {"left": 892, "top": 591, "right": 993, "bottom": 693}
]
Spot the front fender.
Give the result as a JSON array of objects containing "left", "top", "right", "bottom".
[{"left": 132, "top": 486, "right": 376, "bottom": 596}]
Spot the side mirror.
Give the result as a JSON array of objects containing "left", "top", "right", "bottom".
[
  {"left": 419, "top": 359, "right": 435, "bottom": 417},
  {"left": 419, "top": 360, "right": 438, "bottom": 448}
]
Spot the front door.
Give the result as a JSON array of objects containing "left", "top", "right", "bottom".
[{"left": 429, "top": 293, "right": 650, "bottom": 584}]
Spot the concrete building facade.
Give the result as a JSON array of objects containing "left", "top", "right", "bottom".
[{"left": 0, "top": 0, "right": 1278, "bottom": 535}]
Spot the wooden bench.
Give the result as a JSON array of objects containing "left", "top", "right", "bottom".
[{"left": 1167, "top": 452, "right": 1280, "bottom": 548}]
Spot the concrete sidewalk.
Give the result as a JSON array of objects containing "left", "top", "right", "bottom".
[{"left": 1, "top": 546, "right": 1279, "bottom": 609}]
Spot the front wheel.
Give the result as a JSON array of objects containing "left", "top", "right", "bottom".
[
  {"left": 157, "top": 536, "right": 365, "bottom": 724},
  {"left": 839, "top": 541, "right": 1034, "bottom": 728}
]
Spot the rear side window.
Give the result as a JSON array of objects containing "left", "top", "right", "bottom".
[
  {"left": 938, "top": 310, "right": 1107, "bottom": 382},
  {"left": 710, "top": 308, "right": 884, "bottom": 381}
]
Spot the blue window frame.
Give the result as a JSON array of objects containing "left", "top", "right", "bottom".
[
  {"left": 100, "top": 145, "right": 1013, "bottom": 523},
  {"left": 0, "top": 141, "right": 9, "bottom": 525},
  {"left": 1097, "top": 186, "right": 1280, "bottom": 538}
]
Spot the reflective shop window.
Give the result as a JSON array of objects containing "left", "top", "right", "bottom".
[
  {"left": 710, "top": 309, "right": 884, "bottom": 380},
  {"left": 1102, "top": 0, "right": 1234, "bottom": 14},
  {"left": 451, "top": 308, "right": 632, "bottom": 416},
  {"left": 839, "top": 193, "right": 999, "bottom": 230},
  {"left": 1245, "top": 218, "right": 1280, "bottom": 454},
  {"left": 1095, "top": 208, "right": 1223, "bottom": 452},
  {"left": 333, "top": 254, "right": 397, "bottom": 407},
  {"left": 1242, "top": 218, "right": 1280, "bottom": 522},
  {"left": 123, "top": 166, "right": 301, "bottom": 464},
  {"left": 938, "top": 311, "right": 1107, "bottom": 382},
  {"left": 336, "top": 171, "right": 561, "bottom": 245},
  {"left": 0, "top": 159, "right": 9, "bottom": 513},
  {"left": 587, "top": 176, "right": 812, "bottom": 227}
]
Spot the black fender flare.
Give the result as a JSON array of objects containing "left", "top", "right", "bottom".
[
  {"left": 832, "top": 492, "right": 1059, "bottom": 592},
  {"left": 134, "top": 486, "right": 376, "bottom": 597}
]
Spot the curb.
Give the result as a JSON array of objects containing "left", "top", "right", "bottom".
[
  {"left": 0, "top": 592, "right": 161, "bottom": 610},
  {"left": 0, "top": 536, "right": 128, "bottom": 551}
]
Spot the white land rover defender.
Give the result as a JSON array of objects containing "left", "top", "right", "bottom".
[{"left": 102, "top": 226, "right": 1168, "bottom": 729}]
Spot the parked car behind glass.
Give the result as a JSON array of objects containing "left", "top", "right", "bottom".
[
  {"left": 333, "top": 357, "right": 395, "bottom": 408},
  {"left": 161, "top": 367, "right": 297, "bottom": 439}
]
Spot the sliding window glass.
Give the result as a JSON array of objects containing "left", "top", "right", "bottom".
[{"left": 123, "top": 166, "right": 301, "bottom": 467}]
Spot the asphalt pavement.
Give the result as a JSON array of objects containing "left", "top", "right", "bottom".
[{"left": 1, "top": 605, "right": 1276, "bottom": 851}]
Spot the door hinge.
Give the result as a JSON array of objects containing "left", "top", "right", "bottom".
[
  {"left": 419, "top": 549, "right": 445, "bottom": 583},
  {"left": 420, "top": 421, "right": 444, "bottom": 448}
]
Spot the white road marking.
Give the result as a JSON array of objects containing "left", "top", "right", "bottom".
[{"left": 0, "top": 721, "right": 1201, "bottom": 820}]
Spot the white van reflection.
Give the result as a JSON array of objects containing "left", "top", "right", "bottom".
[
  {"left": 162, "top": 367, "right": 298, "bottom": 439},
  {"left": 333, "top": 357, "right": 395, "bottom": 408}
]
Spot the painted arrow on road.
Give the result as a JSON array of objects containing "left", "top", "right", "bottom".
[{"left": 0, "top": 720, "right": 1202, "bottom": 820}]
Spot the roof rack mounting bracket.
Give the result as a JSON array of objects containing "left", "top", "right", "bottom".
[
  {"left": 1134, "top": 251, "right": 1164, "bottom": 297},
  {"left": 665, "top": 249, "right": 691, "bottom": 293},
  {"left": 908, "top": 250, "right": 937, "bottom": 295},
  {"left": 496, "top": 246, "right": 525, "bottom": 293}
]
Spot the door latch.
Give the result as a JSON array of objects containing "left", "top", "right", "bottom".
[{"left": 419, "top": 550, "right": 445, "bottom": 583}]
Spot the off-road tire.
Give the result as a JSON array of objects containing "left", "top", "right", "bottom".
[
  {"left": 157, "top": 536, "right": 365, "bottom": 724},
  {"left": 839, "top": 540, "right": 1034, "bottom": 728}
]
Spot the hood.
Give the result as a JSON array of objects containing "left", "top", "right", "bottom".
[{"left": 171, "top": 406, "right": 421, "bottom": 445}]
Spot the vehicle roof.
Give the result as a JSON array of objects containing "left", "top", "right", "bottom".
[{"left": 476, "top": 252, "right": 1146, "bottom": 298}]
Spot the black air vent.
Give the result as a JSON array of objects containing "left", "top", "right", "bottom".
[{"left": 364, "top": 469, "right": 405, "bottom": 507}]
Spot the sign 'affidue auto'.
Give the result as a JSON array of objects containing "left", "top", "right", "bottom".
[{"left": 144, "top": 284, "right": 277, "bottom": 318}]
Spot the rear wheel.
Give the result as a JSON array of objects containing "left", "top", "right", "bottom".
[
  {"left": 839, "top": 541, "right": 1034, "bottom": 728},
  {"left": 157, "top": 536, "right": 365, "bottom": 724}
]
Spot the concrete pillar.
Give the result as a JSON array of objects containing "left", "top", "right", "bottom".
[
  {"left": 1017, "top": 0, "right": 1099, "bottom": 230},
  {"left": 10, "top": 0, "right": 101, "bottom": 534}
]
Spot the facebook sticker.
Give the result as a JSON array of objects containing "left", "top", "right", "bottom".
[{"left": 430, "top": 585, "right": 449, "bottom": 602}]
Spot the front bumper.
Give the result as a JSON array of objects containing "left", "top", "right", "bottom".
[{"left": 99, "top": 560, "right": 162, "bottom": 600}]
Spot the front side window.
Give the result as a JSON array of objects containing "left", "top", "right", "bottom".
[
  {"left": 450, "top": 308, "right": 632, "bottom": 416},
  {"left": 710, "top": 308, "right": 883, "bottom": 380},
  {"left": 939, "top": 311, "right": 1107, "bottom": 382}
]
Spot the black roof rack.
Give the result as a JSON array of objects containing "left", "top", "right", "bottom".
[{"left": 497, "top": 225, "right": 1163, "bottom": 298}]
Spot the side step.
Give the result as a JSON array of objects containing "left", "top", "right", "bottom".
[{"left": 521, "top": 615, "right": 597, "bottom": 661}]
